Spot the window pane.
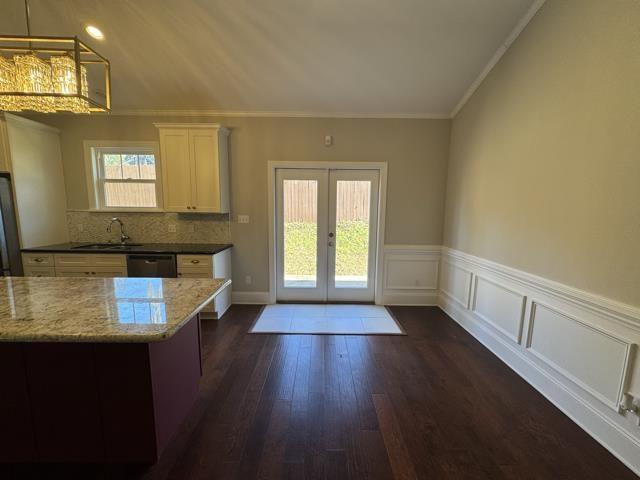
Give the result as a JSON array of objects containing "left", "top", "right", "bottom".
[
  {"left": 122, "top": 154, "right": 140, "bottom": 180},
  {"left": 139, "top": 155, "right": 156, "bottom": 179},
  {"left": 283, "top": 179, "right": 317, "bottom": 288},
  {"left": 104, "top": 182, "right": 157, "bottom": 208},
  {"left": 103, "top": 154, "right": 122, "bottom": 179},
  {"left": 334, "top": 180, "right": 371, "bottom": 288}
]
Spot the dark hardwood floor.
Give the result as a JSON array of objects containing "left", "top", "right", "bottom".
[{"left": 2, "top": 305, "right": 636, "bottom": 480}]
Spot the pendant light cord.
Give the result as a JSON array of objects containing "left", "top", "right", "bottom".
[
  {"left": 24, "top": 0, "right": 32, "bottom": 36},
  {"left": 23, "top": 0, "right": 33, "bottom": 50}
]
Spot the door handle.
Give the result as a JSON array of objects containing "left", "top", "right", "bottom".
[
  {"left": 328, "top": 232, "right": 334, "bottom": 238},
  {"left": 328, "top": 241, "right": 334, "bottom": 247}
]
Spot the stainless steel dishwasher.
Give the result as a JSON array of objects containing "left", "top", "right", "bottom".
[{"left": 127, "top": 254, "right": 177, "bottom": 278}]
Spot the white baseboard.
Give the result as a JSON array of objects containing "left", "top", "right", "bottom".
[
  {"left": 438, "top": 248, "right": 640, "bottom": 476},
  {"left": 381, "top": 291, "right": 438, "bottom": 306},
  {"left": 231, "top": 291, "right": 271, "bottom": 305}
]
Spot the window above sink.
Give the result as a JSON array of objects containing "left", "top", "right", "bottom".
[{"left": 84, "top": 141, "right": 163, "bottom": 212}]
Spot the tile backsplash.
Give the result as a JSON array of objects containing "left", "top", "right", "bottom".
[{"left": 67, "top": 211, "right": 230, "bottom": 244}]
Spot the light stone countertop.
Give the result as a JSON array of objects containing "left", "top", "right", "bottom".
[{"left": 0, "top": 276, "right": 231, "bottom": 343}]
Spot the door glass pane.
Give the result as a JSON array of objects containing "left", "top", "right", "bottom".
[
  {"left": 283, "top": 180, "right": 318, "bottom": 288},
  {"left": 335, "top": 180, "right": 370, "bottom": 288}
]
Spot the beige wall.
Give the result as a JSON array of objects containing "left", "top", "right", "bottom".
[
  {"left": 443, "top": 0, "right": 640, "bottom": 307},
  {"left": 35, "top": 115, "right": 450, "bottom": 292}
]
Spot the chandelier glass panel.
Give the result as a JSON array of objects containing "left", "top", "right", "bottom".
[{"left": 0, "top": 1, "right": 110, "bottom": 113}]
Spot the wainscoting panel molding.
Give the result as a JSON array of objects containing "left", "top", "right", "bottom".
[
  {"left": 381, "top": 245, "right": 440, "bottom": 305},
  {"left": 472, "top": 275, "right": 526, "bottom": 344},
  {"left": 439, "top": 259, "right": 472, "bottom": 308},
  {"left": 438, "top": 247, "right": 640, "bottom": 476},
  {"left": 526, "top": 302, "right": 635, "bottom": 411}
]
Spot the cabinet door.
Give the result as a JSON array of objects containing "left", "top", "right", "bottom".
[
  {"left": 189, "top": 129, "right": 220, "bottom": 213},
  {"left": 160, "top": 129, "right": 192, "bottom": 212},
  {"left": 91, "top": 266, "right": 128, "bottom": 278}
]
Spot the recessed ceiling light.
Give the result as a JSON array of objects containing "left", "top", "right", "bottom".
[{"left": 85, "top": 25, "right": 104, "bottom": 40}]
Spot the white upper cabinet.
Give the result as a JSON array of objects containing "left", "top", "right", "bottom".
[{"left": 156, "top": 123, "right": 230, "bottom": 213}]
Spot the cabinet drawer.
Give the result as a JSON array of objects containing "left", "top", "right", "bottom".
[
  {"left": 177, "top": 268, "right": 212, "bottom": 279},
  {"left": 23, "top": 266, "right": 56, "bottom": 277},
  {"left": 177, "top": 255, "right": 212, "bottom": 269},
  {"left": 91, "top": 255, "right": 126, "bottom": 267},
  {"left": 91, "top": 266, "right": 128, "bottom": 277},
  {"left": 22, "top": 253, "right": 54, "bottom": 267},
  {"left": 55, "top": 266, "right": 93, "bottom": 277},
  {"left": 56, "top": 266, "right": 128, "bottom": 278},
  {"left": 54, "top": 254, "right": 93, "bottom": 267},
  {"left": 54, "top": 254, "right": 126, "bottom": 267}
]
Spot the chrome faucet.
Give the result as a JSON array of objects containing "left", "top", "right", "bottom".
[{"left": 106, "top": 217, "right": 130, "bottom": 244}]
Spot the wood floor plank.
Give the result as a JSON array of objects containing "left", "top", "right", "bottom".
[
  {"left": 371, "top": 393, "right": 418, "bottom": 480},
  {"left": 1, "top": 305, "right": 636, "bottom": 480}
]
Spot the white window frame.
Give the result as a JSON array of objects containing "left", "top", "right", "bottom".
[{"left": 83, "top": 140, "right": 163, "bottom": 212}]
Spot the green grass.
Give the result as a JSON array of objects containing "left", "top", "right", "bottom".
[{"left": 284, "top": 221, "right": 369, "bottom": 277}]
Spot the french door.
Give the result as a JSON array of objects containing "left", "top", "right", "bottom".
[{"left": 275, "top": 168, "right": 379, "bottom": 302}]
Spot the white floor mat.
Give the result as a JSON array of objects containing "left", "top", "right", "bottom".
[{"left": 250, "top": 304, "right": 404, "bottom": 335}]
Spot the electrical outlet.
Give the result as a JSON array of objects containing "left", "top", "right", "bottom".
[
  {"left": 188, "top": 224, "right": 196, "bottom": 233},
  {"left": 245, "top": 275, "right": 252, "bottom": 285},
  {"left": 77, "top": 224, "right": 84, "bottom": 232},
  {"left": 167, "top": 224, "right": 177, "bottom": 233},
  {"left": 238, "top": 215, "right": 250, "bottom": 224}
]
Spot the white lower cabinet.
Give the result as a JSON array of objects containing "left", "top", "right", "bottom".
[
  {"left": 177, "top": 249, "right": 232, "bottom": 319},
  {"left": 21, "top": 253, "right": 128, "bottom": 278}
]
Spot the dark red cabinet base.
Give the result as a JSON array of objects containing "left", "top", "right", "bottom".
[{"left": 0, "top": 315, "right": 201, "bottom": 464}]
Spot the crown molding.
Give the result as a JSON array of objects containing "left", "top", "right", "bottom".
[
  {"left": 107, "top": 109, "right": 451, "bottom": 120},
  {"left": 450, "top": 0, "right": 546, "bottom": 118}
]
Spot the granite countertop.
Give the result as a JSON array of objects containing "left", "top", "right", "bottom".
[
  {"left": 0, "top": 276, "right": 231, "bottom": 343},
  {"left": 21, "top": 242, "right": 233, "bottom": 255}
]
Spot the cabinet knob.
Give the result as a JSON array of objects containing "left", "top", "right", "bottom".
[
  {"left": 192, "top": 206, "right": 197, "bottom": 210},
  {"left": 187, "top": 206, "right": 191, "bottom": 210},
  {"left": 34, "top": 258, "right": 44, "bottom": 263},
  {"left": 178, "top": 273, "right": 182, "bottom": 277}
]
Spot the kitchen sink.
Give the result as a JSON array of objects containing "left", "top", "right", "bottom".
[{"left": 72, "top": 243, "right": 143, "bottom": 250}]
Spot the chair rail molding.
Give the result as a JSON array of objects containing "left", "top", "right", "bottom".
[{"left": 438, "top": 247, "right": 640, "bottom": 476}]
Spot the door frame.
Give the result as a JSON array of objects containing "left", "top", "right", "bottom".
[{"left": 267, "top": 161, "right": 388, "bottom": 305}]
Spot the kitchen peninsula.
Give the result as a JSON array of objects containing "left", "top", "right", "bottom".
[{"left": 0, "top": 275, "right": 230, "bottom": 464}]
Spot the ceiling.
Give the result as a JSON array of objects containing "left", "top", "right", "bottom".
[{"left": 0, "top": 0, "right": 536, "bottom": 116}]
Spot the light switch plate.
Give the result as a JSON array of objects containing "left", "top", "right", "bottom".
[
  {"left": 77, "top": 224, "right": 84, "bottom": 232},
  {"left": 167, "top": 224, "right": 177, "bottom": 233},
  {"left": 238, "top": 215, "right": 250, "bottom": 224}
]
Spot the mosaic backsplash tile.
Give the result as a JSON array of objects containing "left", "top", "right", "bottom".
[{"left": 67, "top": 211, "right": 230, "bottom": 244}]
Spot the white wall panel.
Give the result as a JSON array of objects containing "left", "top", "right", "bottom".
[
  {"left": 381, "top": 246, "right": 439, "bottom": 305},
  {"left": 472, "top": 276, "right": 526, "bottom": 343},
  {"left": 527, "top": 302, "right": 634, "bottom": 410},
  {"left": 439, "top": 260, "right": 472, "bottom": 308}
]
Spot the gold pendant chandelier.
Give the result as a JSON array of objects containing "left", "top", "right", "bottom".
[{"left": 0, "top": 0, "right": 110, "bottom": 113}]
